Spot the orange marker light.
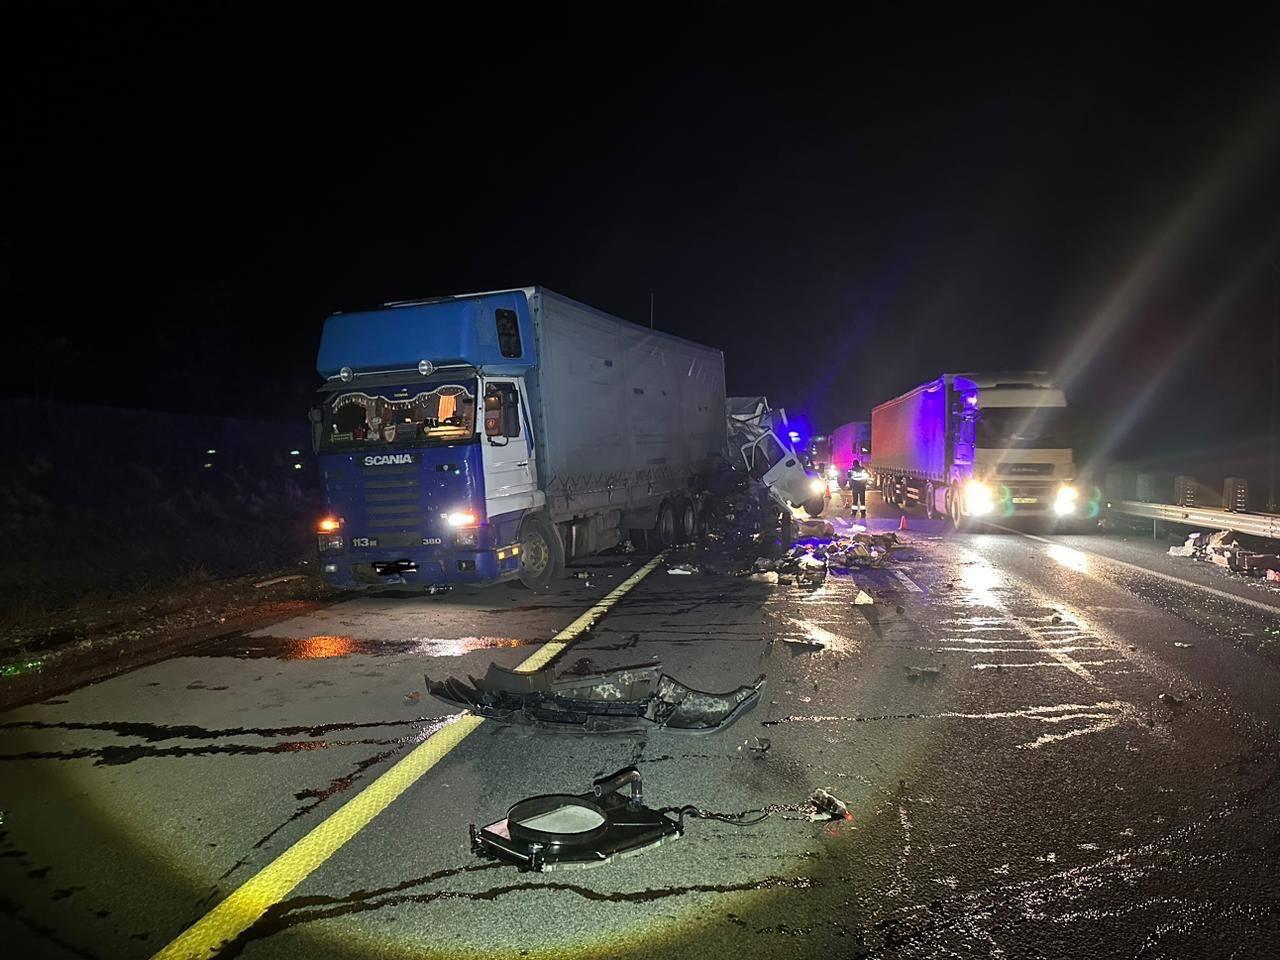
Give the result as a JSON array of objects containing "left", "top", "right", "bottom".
[{"left": 316, "top": 517, "right": 342, "bottom": 534}]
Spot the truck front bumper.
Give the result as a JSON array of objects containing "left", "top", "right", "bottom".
[{"left": 320, "top": 543, "right": 522, "bottom": 591}]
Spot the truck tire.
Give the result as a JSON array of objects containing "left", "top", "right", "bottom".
[
  {"left": 948, "top": 485, "right": 966, "bottom": 531},
  {"left": 655, "top": 500, "right": 678, "bottom": 548},
  {"left": 676, "top": 498, "right": 697, "bottom": 543},
  {"left": 925, "top": 482, "right": 939, "bottom": 520},
  {"left": 803, "top": 497, "right": 826, "bottom": 517},
  {"left": 517, "top": 514, "right": 564, "bottom": 592},
  {"left": 692, "top": 494, "right": 711, "bottom": 541}
]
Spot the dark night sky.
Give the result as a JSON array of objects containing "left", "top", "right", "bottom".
[{"left": 5, "top": 6, "right": 1280, "bottom": 476}]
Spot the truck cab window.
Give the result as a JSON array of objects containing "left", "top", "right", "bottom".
[
  {"left": 322, "top": 384, "right": 476, "bottom": 449},
  {"left": 496, "top": 309, "right": 523, "bottom": 358}
]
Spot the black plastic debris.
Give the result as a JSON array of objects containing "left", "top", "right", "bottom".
[
  {"left": 426, "top": 662, "right": 766, "bottom": 734},
  {"left": 470, "top": 767, "right": 680, "bottom": 872}
]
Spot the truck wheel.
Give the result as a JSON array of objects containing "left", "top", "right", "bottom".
[
  {"left": 925, "top": 482, "right": 939, "bottom": 520},
  {"left": 518, "top": 514, "right": 564, "bottom": 592},
  {"left": 948, "top": 485, "right": 966, "bottom": 531},
  {"left": 654, "top": 500, "right": 677, "bottom": 548},
  {"left": 803, "top": 497, "right": 826, "bottom": 517},
  {"left": 677, "top": 498, "right": 697, "bottom": 543},
  {"left": 692, "top": 494, "right": 711, "bottom": 541}
]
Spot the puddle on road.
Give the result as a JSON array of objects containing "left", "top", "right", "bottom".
[{"left": 192, "top": 635, "right": 534, "bottom": 660}]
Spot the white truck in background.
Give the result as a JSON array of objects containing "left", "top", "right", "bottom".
[{"left": 871, "top": 372, "right": 1090, "bottom": 528}]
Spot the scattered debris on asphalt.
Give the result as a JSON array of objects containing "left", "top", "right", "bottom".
[
  {"left": 1167, "top": 528, "right": 1280, "bottom": 578},
  {"left": 667, "top": 562, "right": 699, "bottom": 575},
  {"left": 805, "top": 788, "right": 852, "bottom": 821},
  {"left": 470, "top": 766, "right": 680, "bottom": 872},
  {"left": 905, "top": 664, "right": 944, "bottom": 682},
  {"left": 427, "top": 661, "right": 765, "bottom": 734},
  {"left": 1158, "top": 692, "right": 1181, "bottom": 707},
  {"left": 854, "top": 590, "right": 876, "bottom": 605},
  {"left": 795, "top": 518, "right": 836, "bottom": 539},
  {"left": 1173, "top": 641, "right": 1194, "bottom": 649},
  {"left": 253, "top": 574, "right": 306, "bottom": 589},
  {"left": 779, "top": 637, "right": 826, "bottom": 654}
]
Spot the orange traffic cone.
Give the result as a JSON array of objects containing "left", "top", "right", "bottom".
[{"left": 899, "top": 514, "right": 908, "bottom": 531}]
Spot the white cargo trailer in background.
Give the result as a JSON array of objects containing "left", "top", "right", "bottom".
[{"left": 870, "top": 372, "right": 1086, "bottom": 528}]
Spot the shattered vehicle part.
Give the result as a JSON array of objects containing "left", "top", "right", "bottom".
[
  {"left": 806, "top": 788, "right": 852, "bottom": 821},
  {"left": 426, "top": 661, "right": 765, "bottom": 734},
  {"left": 470, "top": 767, "right": 681, "bottom": 872}
]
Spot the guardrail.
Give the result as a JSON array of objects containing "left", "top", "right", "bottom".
[{"left": 1113, "top": 500, "right": 1280, "bottom": 540}]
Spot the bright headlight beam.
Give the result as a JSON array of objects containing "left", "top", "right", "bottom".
[{"left": 964, "top": 481, "right": 995, "bottom": 517}]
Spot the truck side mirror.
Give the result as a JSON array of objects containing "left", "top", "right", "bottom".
[
  {"left": 308, "top": 407, "right": 322, "bottom": 454},
  {"left": 484, "top": 384, "right": 521, "bottom": 439},
  {"left": 484, "top": 393, "right": 504, "bottom": 437}
]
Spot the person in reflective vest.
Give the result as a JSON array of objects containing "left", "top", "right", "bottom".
[{"left": 846, "top": 460, "right": 869, "bottom": 520}]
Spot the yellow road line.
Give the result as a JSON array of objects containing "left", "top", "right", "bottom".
[
  {"left": 515, "top": 552, "right": 668, "bottom": 672},
  {"left": 152, "top": 550, "right": 668, "bottom": 960}
]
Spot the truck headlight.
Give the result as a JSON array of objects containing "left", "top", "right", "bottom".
[
  {"left": 446, "top": 511, "right": 477, "bottom": 527},
  {"left": 1054, "top": 485, "right": 1078, "bottom": 516},
  {"left": 809, "top": 478, "right": 826, "bottom": 495},
  {"left": 964, "top": 480, "right": 995, "bottom": 517},
  {"left": 454, "top": 529, "right": 479, "bottom": 548},
  {"left": 316, "top": 517, "right": 344, "bottom": 553}
]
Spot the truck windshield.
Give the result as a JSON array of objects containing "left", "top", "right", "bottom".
[
  {"left": 321, "top": 382, "right": 477, "bottom": 450},
  {"left": 976, "top": 407, "right": 1071, "bottom": 449}
]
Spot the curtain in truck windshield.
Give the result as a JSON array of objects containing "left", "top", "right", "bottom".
[{"left": 323, "top": 385, "right": 476, "bottom": 448}]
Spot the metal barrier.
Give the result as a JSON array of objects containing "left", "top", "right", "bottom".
[{"left": 1114, "top": 500, "right": 1280, "bottom": 540}]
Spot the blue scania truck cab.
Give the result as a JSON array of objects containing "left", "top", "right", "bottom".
[{"left": 311, "top": 287, "right": 727, "bottom": 592}]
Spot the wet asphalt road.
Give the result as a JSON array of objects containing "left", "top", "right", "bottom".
[{"left": 3, "top": 493, "right": 1280, "bottom": 959}]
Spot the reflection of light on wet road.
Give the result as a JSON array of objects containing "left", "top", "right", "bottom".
[
  {"left": 1046, "top": 543, "right": 1089, "bottom": 573},
  {"left": 786, "top": 617, "right": 857, "bottom": 653},
  {"left": 286, "top": 636, "right": 357, "bottom": 659},
  {"left": 960, "top": 559, "right": 1004, "bottom": 607},
  {"left": 411, "top": 637, "right": 527, "bottom": 657}
]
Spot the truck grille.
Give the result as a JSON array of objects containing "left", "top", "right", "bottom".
[
  {"left": 360, "top": 464, "right": 423, "bottom": 534},
  {"left": 996, "top": 463, "right": 1054, "bottom": 476}
]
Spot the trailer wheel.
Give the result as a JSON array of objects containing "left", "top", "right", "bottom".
[
  {"left": 925, "top": 482, "right": 939, "bottom": 520},
  {"left": 517, "top": 514, "right": 563, "bottom": 592},
  {"left": 692, "top": 494, "right": 711, "bottom": 542},
  {"left": 676, "top": 498, "right": 697, "bottom": 543},
  {"left": 655, "top": 500, "right": 677, "bottom": 548},
  {"left": 803, "top": 497, "right": 826, "bottom": 517}
]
